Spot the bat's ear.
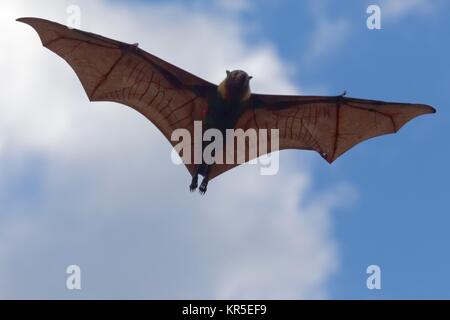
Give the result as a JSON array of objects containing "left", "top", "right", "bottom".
[{"left": 226, "top": 70, "right": 231, "bottom": 77}]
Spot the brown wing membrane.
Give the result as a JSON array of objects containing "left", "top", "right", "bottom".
[
  {"left": 18, "top": 17, "right": 216, "bottom": 176},
  {"left": 209, "top": 94, "right": 435, "bottom": 179}
]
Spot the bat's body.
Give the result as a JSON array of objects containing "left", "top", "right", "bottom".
[
  {"left": 193, "top": 70, "right": 252, "bottom": 193},
  {"left": 18, "top": 17, "right": 436, "bottom": 195}
]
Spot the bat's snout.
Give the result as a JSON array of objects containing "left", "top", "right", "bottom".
[{"left": 226, "top": 70, "right": 252, "bottom": 87}]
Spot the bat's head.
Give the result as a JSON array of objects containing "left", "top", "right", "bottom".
[
  {"left": 226, "top": 70, "right": 252, "bottom": 86},
  {"left": 220, "top": 70, "right": 252, "bottom": 102}
]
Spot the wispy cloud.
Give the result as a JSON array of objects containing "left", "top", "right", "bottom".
[
  {"left": 302, "top": 0, "right": 351, "bottom": 65},
  {"left": 302, "top": 0, "right": 444, "bottom": 65},
  {"left": 303, "top": 17, "right": 350, "bottom": 65},
  {"left": 380, "top": 0, "right": 445, "bottom": 20},
  {"left": 214, "top": 0, "right": 251, "bottom": 13}
]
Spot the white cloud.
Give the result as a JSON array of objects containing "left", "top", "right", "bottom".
[{"left": 0, "top": 0, "right": 355, "bottom": 298}]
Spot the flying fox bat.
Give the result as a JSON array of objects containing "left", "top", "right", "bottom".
[{"left": 18, "top": 17, "right": 435, "bottom": 194}]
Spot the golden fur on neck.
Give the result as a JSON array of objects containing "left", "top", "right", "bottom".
[{"left": 218, "top": 79, "right": 251, "bottom": 102}]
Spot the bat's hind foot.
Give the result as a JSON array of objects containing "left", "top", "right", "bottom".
[
  {"left": 199, "top": 179, "right": 208, "bottom": 195},
  {"left": 189, "top": 175, "right": 198, "bottom": 192}
]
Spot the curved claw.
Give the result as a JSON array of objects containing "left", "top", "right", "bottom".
[
  {"left": 199, "top": 181, "right": 208, "bottom": 195},
  {"left": 189, "top": 175, "right": 198, "bottom": 192}
]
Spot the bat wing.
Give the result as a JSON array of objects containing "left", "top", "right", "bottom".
[
  {"left": 208, "top": 93, "right": 435, "bottom": 179},
  {"left": 18, "top": 17, "right": 217, "bottom": 176}
]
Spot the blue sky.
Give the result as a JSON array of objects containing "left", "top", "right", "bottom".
[
  {"left": 0, "top": 0, "right": 449, "bottom": 299},
  {"left": 251, "top": 0, "right": 449, "bottom": 298}
]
